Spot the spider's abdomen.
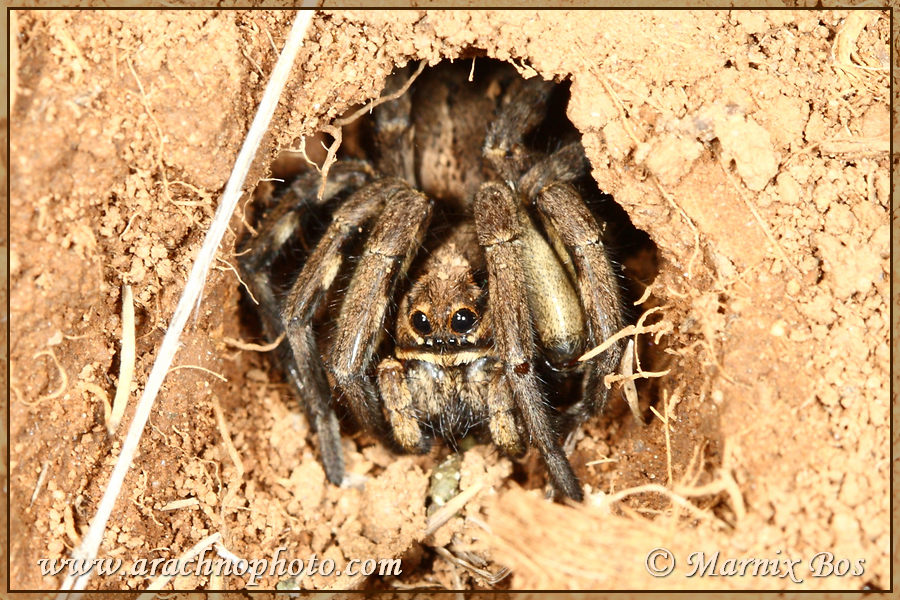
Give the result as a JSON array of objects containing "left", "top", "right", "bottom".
[
  {"left": 517, "top": 208, "right": 587, "bottom": 365},
  {"left": 411, "top": 62, "right": 502, "bottom": 206}
]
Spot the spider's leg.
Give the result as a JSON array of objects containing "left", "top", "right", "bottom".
[
  {"left": 534, "top": 183, "right": 625, "bottom": 425},
  {"left": 327, "top": 183, "right": 433, "bottom": 438},
  {"left": 482, "top": 76, "right": 555, "bottom": 184},
  {"left": 519, "top": 141, "right": 589, "bottom": 200},
  {"left": 281, "top": 178, "right": 414, "bottom": 483},
  {"left": 238, "top": 163, "right": 374, "bottom": 486},
  {"left": 474, "top": 181, "right": 583, "bottom": 501},
  {"left": 373, "top": 67, "right": 416, "bottom": 183},
  {"left": 238, "top": 162, "right": 372, "bottom": 284}
]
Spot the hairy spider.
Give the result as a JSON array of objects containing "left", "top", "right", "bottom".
[{"left": 238, "top": 60, "right": 625, "bottom": 501}]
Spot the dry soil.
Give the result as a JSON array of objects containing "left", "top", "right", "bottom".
[{"left": 8, "top": 9, "right": 892, "bottom": 591}]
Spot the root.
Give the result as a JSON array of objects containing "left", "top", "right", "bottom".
[
  {"left": 617, "top": 339, "right": 641, "bottom": 420},
  {"left": 285, "top": 135, "right": 325, "bottom": 173},
  {"left": 214, "top": 256, "right": 258, "bottom": 304},
  {"left": 595, "top": 482, "right": 729, "bottom": 530},
  {"left": 223, "top": 332, "right": 285, "bottom": 352},
  {"left": 32, "top": 348, "right": 68, "bottom": 403},
  {"left": 580, "top": 304, "right": 674, "bottom": 396},
  {"left": 210, "top": 396, "right": 245, "bottom": 480},
  {"left": 316, "top": 61, "right": 426, "bottom": 199},
  {"left": 648, "top": 390, "right": 672, "bottom": 486},
  {"left": 652, "top": 180, "right": 702, "bottom": 279},
  {"left": 633, "top": 282, "right": 654, "bottom": 306},
  {"left": 718, "top": 159, "right": 801, "bottom": 276},
  {"left": 585, "top": 457, "right": 618, "bottom": 466},
  {"left": 63, "top": 505, "right": 81, "bottom": 546},
  {"left": 30, "top": 460, "right": 51, "bottom": 508},
  {"left": 108, "top": 284, "right": 136, "bottom": 435},
  {"left": 78, "top": 381, "right": 112, "bottom": 425},
  {"left": 434, "top": 546, "right": 510, "bottom": 587},
  {"left": 127, "top": 57, "right": 171, "bottom": 204},
  {"left": 425, "top": 482, "right": 484, "bottom": 537},
  {"left": 167, "top": 364, "right": 228, "bottom": 382},
  {"left": 578, "top": 305, "right": 670, "bottom": 363},
  {"left": 118, "top": 212, "right": 141, "bottom": 240},
  {"left": 595, "top": 434, "right": 745, "bottom": 530},
  {"left": 831, "top": 11, "right": 888, "bottom": 97},
  {"left": 239, "top": 192, "right": 259, "bottom": 238},
  {"left": 159, "top": 498, "right": 200, "bottom": 511}
]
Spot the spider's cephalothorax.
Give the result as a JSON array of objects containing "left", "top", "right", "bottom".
[{"left": 238, "top": 60, "right": 624, "bottom": 501}]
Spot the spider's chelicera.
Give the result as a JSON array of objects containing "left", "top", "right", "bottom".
[{"left": 238, "top": 61, "right": 625, "bottom": 501}]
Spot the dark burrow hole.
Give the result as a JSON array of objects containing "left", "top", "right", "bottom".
[{"left": 238, "top": 57, "right": 663, "bottom": 501}]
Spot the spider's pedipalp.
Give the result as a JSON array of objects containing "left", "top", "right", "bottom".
[
  {"left": 327, "top": 184, "right": 433, "bottom": 437},
  {"left": 377, "top": 357, "right": 430, "bottom": 453},
  {"left": 474, "top": 181, "right": 583, "bottom": 501},
  {"left": 485, "top": 365, "right": 523, "bottom": 457}
]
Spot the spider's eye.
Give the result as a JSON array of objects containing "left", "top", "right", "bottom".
[
  {"left": 411, "top": 311, "right": 432, "bottom": 335},
  {"left": 450, "top": 308, "right": 478, "bottom": 334}
]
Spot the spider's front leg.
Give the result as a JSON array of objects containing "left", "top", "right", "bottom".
[
  {"left": 534, "top": 183, "right": 625, "bottom": 423},
  {"left": 239, "top": 162, "right": 373, "bottom": 330},
  {"left": 474, "top": 181, "right": 583, "bottom": 501},
  {"left": 238, "top": 163, "right": 374, "bottom": 486},
  {"left": 327, "top": 184, "right": 433, "bottom": 442}
]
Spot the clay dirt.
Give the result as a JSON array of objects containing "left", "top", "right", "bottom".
[{"left": 7, "top": 9, "right": 892, "bottom": 592}]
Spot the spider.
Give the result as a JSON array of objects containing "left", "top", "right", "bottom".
[{"left": 238, "top": 60, "right": 625, "bottom": 501}]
